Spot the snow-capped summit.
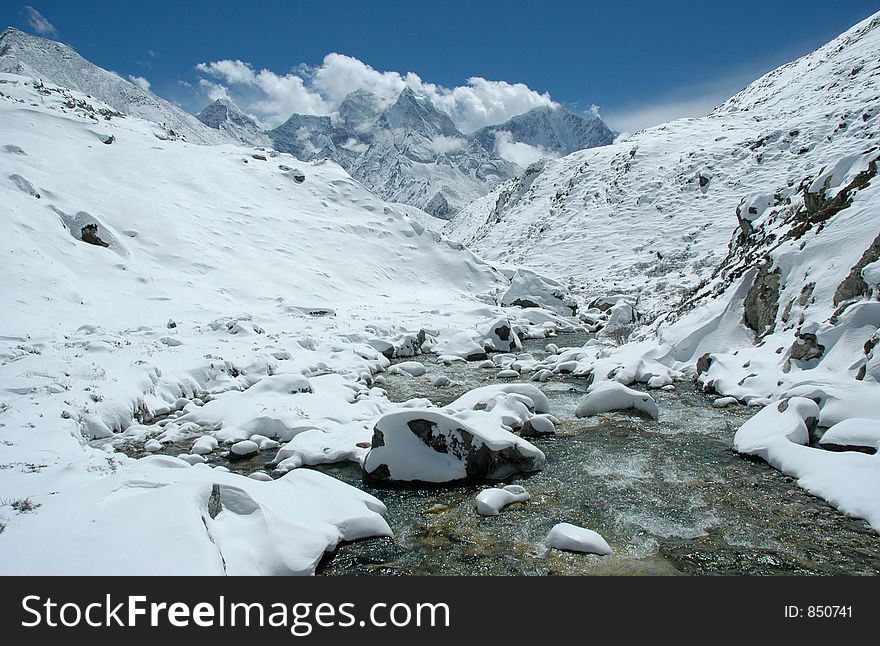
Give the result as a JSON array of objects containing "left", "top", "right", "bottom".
[
  {"left": 473, "top": 105, "right": 616, "bottom": 157},
  {"left": 379, "top": 86, "right": 460, "bottom": 139},
  {"left": 196, "top": 98, "right": 270, "bottom": 146},
  {"left": 0, "top": 27, "right": 228, "bottom": 145},
  {"left": 334, "top": 88, "right": 384, "bottom": 133}
]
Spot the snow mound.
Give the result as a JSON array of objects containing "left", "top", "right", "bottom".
[
  {"left": 0, "top": 458, "right": 390, "bottom": 575},
  {"left": 574, "top": 382, "right": 659, "bottom": 419},
  {"left": 544, "top": 522, "right": 612, "bottom": 555},
  {"left": 475, "top": 484, "right": 530, "bottom": 516}
]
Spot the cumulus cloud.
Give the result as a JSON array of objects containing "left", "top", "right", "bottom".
[
  {"left": 23, "top": 6, "right": 57, "bottom": 37},
  {"left": 492, "top": 130, "right": 556, "bottom": 166},
  {"left": 195, "top": 53, "right": 557, "bottom": 132},
  {"left": 128, "top": 75, "right": 151, "bottom": 91}
]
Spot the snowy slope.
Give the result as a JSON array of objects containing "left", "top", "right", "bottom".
[
  {"left": 448, "top": 12, "right": 880, "bottom": 318},
  {"left": 0, "top": 27, "right": 229, "bottom": 145},
  {"left": 0, "top": 73, "right": 533, "bottom": 574}
]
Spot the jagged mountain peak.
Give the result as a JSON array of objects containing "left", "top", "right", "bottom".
[{"left": 380, "top": 86, "right": 460, "bottom": 138}]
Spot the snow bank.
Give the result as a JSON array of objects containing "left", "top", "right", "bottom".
[
  {"left": 734, "top": 398, "right": 880, "bottom": 531},
  {"left": 0, "top": 457, "right": 391, "bottom": 575},
  {"left": 819, "top": 418, "right": 880, "bottom": 450}
]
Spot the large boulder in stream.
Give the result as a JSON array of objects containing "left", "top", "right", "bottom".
[{"left": 362, "top": 409, "right": 545, "bottom": 484}]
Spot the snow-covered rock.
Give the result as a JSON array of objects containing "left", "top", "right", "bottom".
[
  {"left": 544, "top": 523, "right": 612, "bottom": 555},
  {"left": 391, "top": 361, "right": 427, "bottom": 377},
  {"left": 501, "top": 269, "right": 577, "bottom": 316},
  {"left": 475, "top": 484, "right": 531, "bottom": 516},
  {"left": 574, "top": 382, "right": 659, "bottom": 419},
  {"left": 230, "top": 440, "right": 259, "bottom": 459},
  {"left": 362, "top": 409, "right": 545, "bottom": 483}
]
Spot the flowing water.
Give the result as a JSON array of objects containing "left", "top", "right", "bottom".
[{"left": 317, "top": 334, "right": 880, "bottom": 576}]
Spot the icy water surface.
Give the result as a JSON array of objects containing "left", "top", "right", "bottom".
[{"left": 317, "top": 334, "right": 880, "bottom": 576}]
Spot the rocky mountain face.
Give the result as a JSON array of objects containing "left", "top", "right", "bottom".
[
  {"left": 472, "top": 105, "right": 616, "bottom": 156},
  {"left": 0, "top": 27, "right": 228, "bottom": 145}
]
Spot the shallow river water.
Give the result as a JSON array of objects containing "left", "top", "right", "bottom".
[{"left": 317, "top": 334, "right": 880, "bottom": 576}]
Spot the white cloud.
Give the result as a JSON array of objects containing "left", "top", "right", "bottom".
[
  {"left": 23, "top": 6, "right": 57, "bottom": 37},
  {"left": 492, "top": 130, "right": 556, "bottom": 167},
  {"left": 340, "top": 137, "right": 369, "bottom": 154},
  {"left": 430, "top": 135, "right": 467, "bottom": 154},
  {"left": 195, "top": 53, "right": 557, "bottom": 132},
  {"left": 128, "top": 75, "right": 151, "bottom": 91}
]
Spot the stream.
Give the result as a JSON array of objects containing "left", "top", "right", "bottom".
[
  {"left": 317, "top": 334, "right": 880, "bottom": 576},
  {"left": 112, "top": 333, "right": 880, "bottom": 575}
]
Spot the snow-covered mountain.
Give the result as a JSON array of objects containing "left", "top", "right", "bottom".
[
  {"left": 0, "top": 27, "right": 229, "bottom": 145},
  {"left": 196, "top": 98, "right": 271, "bottom": 147},
  {"left": 267, "top": 87, "right": 614, "bottom": 218},
  {"left": 472, "top": 105, "right": 616, "bottom": 157}
]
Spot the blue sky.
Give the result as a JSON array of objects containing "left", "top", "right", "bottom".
[{"left": 5, "top": 1, "right": 880, "bottom": 132}]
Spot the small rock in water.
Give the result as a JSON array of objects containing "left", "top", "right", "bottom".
[
  {"left": 521, "top": 414, "right": 557, "bottom": 437},
  {"left": 544, "top": 522, "right": 612, "bottom": 555},
  {"left": 475, "top": 485, "right": 531, "bottom": 516},
  {"left": 545, "top": 343, "right": 559, "bottom": 354},
  {"left": 496, "top": 369, "right": 520, "bottom": 379},
  {"left": 248, "top": 471, "right": 274, "bottom": 482},
  {"left": 432, "top": 375, "right": 451, "bottom": 387},
  {"left": 530, "top": 369, "right": 552, "bottom": 382},
  {"left": 478, "top": 360, "right": 495, "bottom": 369},
  {"left": 191, "top": 435, "right": 218, "bottom": 455},
  {"left": 230, "top": 440, "right": 259, "bottom": 459},
  {"left": 713, "top": 396, "right": 739, "bottom": 408},
  {"left": 259, "top": 438, "right": 280, "bottom": 451},
  {"left": 144, "top": 439, "right": 162, "bottom": 452},
  {"left": 391, "top": 361, "right": 427, "bottom": 377},
  {"left": 661, "top": 384, "right": 676, "bottom": 392}
]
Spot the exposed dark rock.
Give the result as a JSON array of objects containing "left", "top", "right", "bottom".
[
  {"left": 207, "top": 484, "right": 222, "bottom": 519},
  {"left": 833, "top": 232, "right": 880, "bottom": 306},
  {"left": 743, "top": 265, "right": 780, "bottom": 337},
  {"left": 696, "top": 352, "right": 713, "bottom": 376},
  {"left": 81, "top": 223, "right": 109, "bottom": 247}
]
